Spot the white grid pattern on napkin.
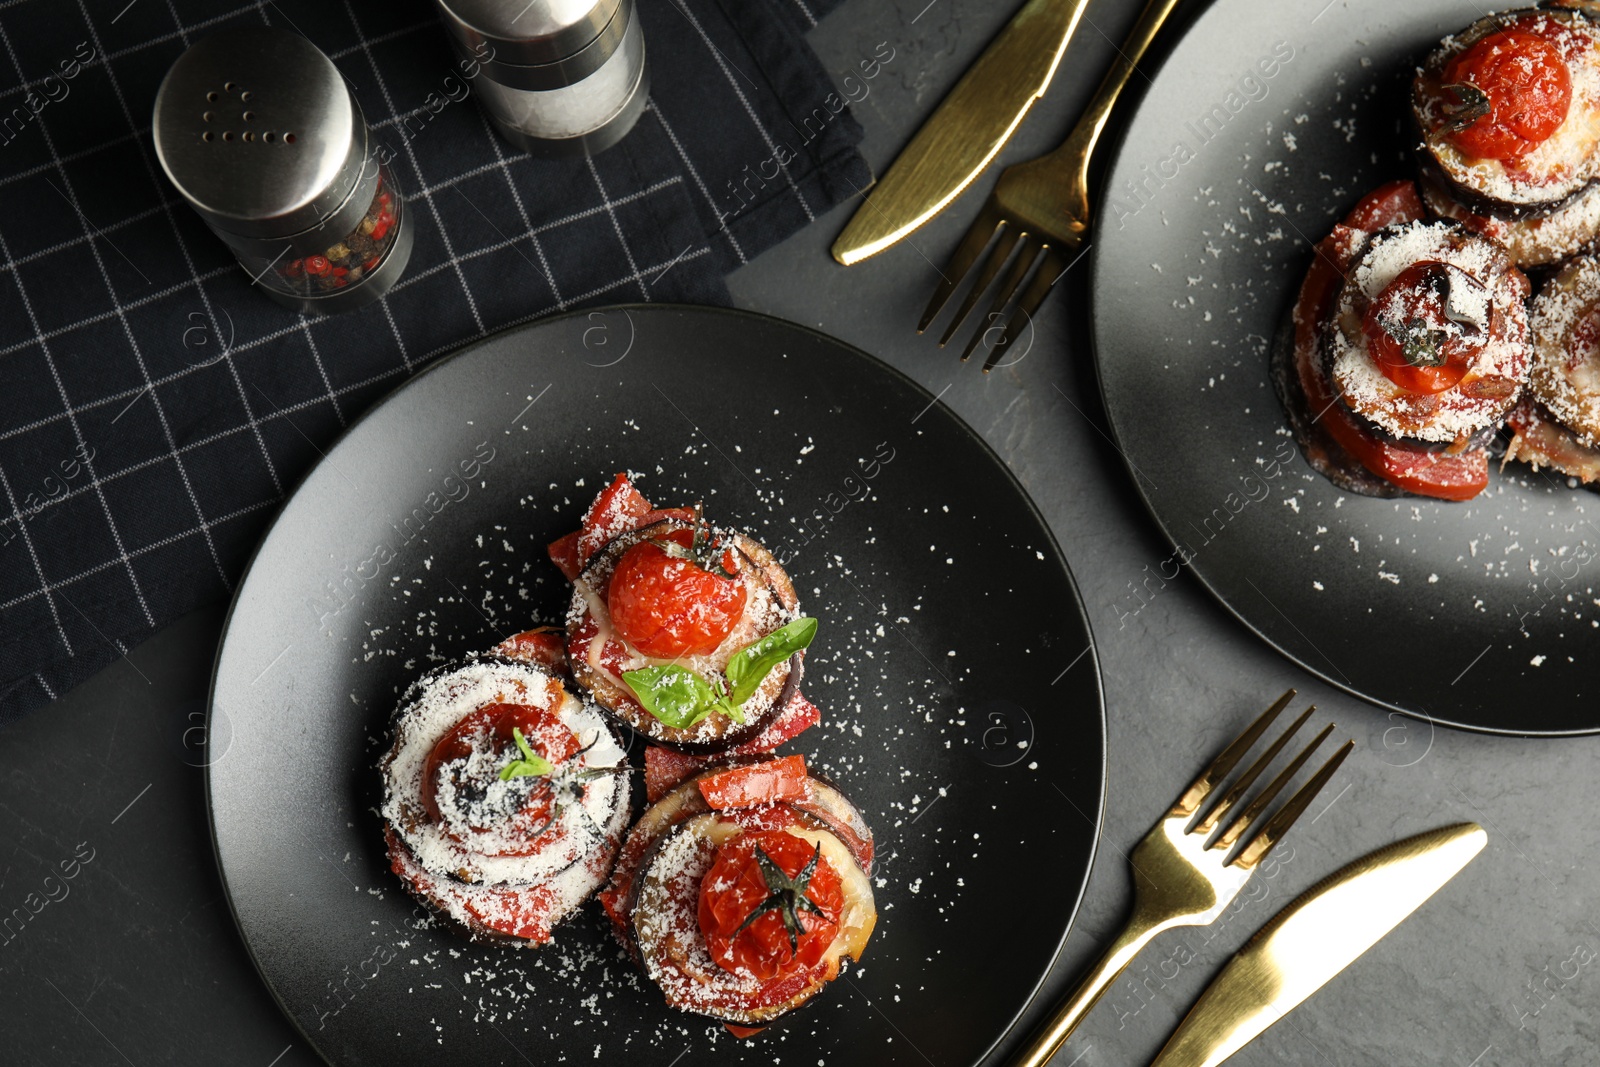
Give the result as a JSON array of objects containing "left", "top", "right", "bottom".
[{"left": 0, "top": 0, "right": 724, "bottom": 692}]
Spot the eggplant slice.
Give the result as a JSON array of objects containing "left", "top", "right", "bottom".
[
  {"left": 566, "top": 518, "right": 804, "bottom": 754},
  {"left": 1504, "top": 398, "right": 1600, "bottom": 483},
  {"left": 1413, "top": 8, "right": 1600, "bottom": 217},
  {"left": 1506, "top": 254, "right": 1600, "bottom": 482},
  {"left": 1420, "top": 170, "right": 1600, "bottom": 270},
  {"left": 1528, "top": 253, "right": 1600, "bottom": 445}
]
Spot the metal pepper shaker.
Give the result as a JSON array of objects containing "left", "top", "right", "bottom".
[
  {"left": 152, "top": 27, "right": 414, "bottom": 314},
  {"left": 434, "top": 0, "right": 649, "bottom": 157}
]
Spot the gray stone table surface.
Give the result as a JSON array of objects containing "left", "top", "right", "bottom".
[{"left": 3, "top": 1, "right": 1596, "bottom": 1065}]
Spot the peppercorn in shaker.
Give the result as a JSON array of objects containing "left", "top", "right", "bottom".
[
  {"left": 153, "top": 27, "right": 413, "bottom": 314},
  {"left": 434, "top": 0, "right": 648, "bottom": 156}
]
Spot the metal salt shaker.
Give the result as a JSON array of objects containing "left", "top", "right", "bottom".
[
  {"left": 152, "top": 27, "right": 414, "bottom": 314},
  {"left": 434, "top": 0, "right": 649, "bottom": 156}
]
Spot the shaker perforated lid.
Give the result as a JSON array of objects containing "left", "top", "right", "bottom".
[
  {"left": 153, "top": 27, "right": 370, "bottom": 241},
  {"left": 435, "top": 0, "right": 623, "bottom": 69}
]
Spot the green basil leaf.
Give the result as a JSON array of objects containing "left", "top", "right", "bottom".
[
  {"left": 500, "top": 757, "right": 552, "bottom": 780},
  {"left": 725, "top": 616, "right": 817, "bottom": 705},
  {"left": 512, "top": 726, "right": 536, "bottom": 761},
  {"left": 623, "top": 665, "right": 720, "bottom": 729},
  {"left": 499, "top": 728, "right": 553, "bottom": 779},
  {"left": 709, "top": 676, "right": 747, "bottom": 725}
]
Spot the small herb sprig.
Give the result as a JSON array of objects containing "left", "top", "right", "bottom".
[
  {"left": 1440, "top": 82, "right": 1491, "bottom": 132},
  {"left": 498, "top": 726, "right": 554, "bottom": 781},
  {"left": 1394, "top": 316, "right": 1450, "bottom": 368},
  {"left": 645, "top": 503, "right": 738, "bottom": 579},
  {"left": 621, "top": 616, "right": 818, "bottom": 730},
  {"left": 1382, "top": 266, "right": 1485, "bottom": 369}
]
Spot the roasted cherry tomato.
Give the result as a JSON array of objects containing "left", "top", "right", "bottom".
[
  {"left": 1442, "top": 26, "right": 1572, "bottom": 160},
  {"left": 607, "top": 532, "right": 747, "bottom": 657},
  {"left": 418, "top": 701, "right": 579, "bottom": 850},
  {"left": 697, "top": 755, "right": 810, "bottom": 809},
  {"left": 699, "top": 829, "right": 842, "bottom": 982},
  {"left": 1362, "top": 261, "right": 1488, "bottom": 394}
]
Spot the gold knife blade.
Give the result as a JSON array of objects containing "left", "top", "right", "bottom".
[
  {"left": 1149, "top": 822, "right": 1488, "bottom": 1067},
  {"left": 830, "top": 0, "right": 1093, "bottom": 266}
]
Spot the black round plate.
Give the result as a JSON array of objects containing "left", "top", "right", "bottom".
[
  {"left": 207, "top": 306, "right": 1105, "bottom": 1065},
  {"left": 1093, "top": 0, "right": 1600, "bottom": 734}
]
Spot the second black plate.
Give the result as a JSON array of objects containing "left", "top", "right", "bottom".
[
  {"left": 1093, "top": 0, "right": 1600, "bottom": 734},
  {"left": 207, "top": 306, "right": 1106, "bottom": 1065}
]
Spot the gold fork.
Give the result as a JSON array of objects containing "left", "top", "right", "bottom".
[
  {"left": 1011, "top": 689, "right": 1352, "bottom": 1067},
  {"left": 921, "top": 0, "right": 1185, "bottom": 369}
]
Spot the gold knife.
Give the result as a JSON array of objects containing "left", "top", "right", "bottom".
[
  {"left": 1148, "top": 823, "right": 1488, "bottom": 1067},
  {"left": 830, "top": 0, "right": 1094, "bottom": 266}
]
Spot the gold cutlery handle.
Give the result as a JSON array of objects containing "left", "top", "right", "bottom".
[
  {"left": 1010, "top": 902, "right": 1173, "bottom": 1067},
  {"left": 1045, "top": 0, "right": 1186, "bottom": 200},
  {"left": 831, "top": 0, "right": 1098, "bottom": 264}
]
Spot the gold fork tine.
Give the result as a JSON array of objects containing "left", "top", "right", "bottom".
[
  {"left": 1191, "top": 704, "right": 1316, "bottom": 837},
  {"left": 919, "top": 202, "right": 1004, "bottom": 333},
  {"left": 960, "top": 238, "right": 1042, "bottom": 362},
  {"left": 981, "top": 246, "right": 1066, "bottom": 372},
  {"left": 939, "top": 225, "right": 1024, "bottom": 346},
  {"left": 915, "top": 0, "right": 1185, "bottom": 368},
  {"left": 1169, "top": 688, "right": 1295, "bottom": 820},
  {"left": 1209, "top": 723, "right": 1333, "bottom": 853},
  {"left": 1230, "top": 738, "right": 1354, "bottom": 870}
]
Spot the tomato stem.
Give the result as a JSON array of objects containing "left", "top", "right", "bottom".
[{"left": 733, "top": 842, "right": 828, "bottom": 957}]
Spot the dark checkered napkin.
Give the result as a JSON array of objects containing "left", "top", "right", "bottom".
[{"left": 0, "top": 0, "right": 867, "bottom": 723}]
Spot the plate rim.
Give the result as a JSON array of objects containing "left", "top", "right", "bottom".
[
  {"left": 1086, "top": 0, "right": 1598, "bottom": 739},
  {"left": 203, "top": 303, "right": 1110, "bottom": 1065}
]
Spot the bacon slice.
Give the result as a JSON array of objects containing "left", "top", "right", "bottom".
[
  {"left": 492, "top": 627, "right": 569, "bottom": 673},
  {"left": 577, "top": 473, "right": 653, "bottom": 566},
  {"left": 697, "top": 755, "right": 810, "bottom": 809},
  {"left": 642, "top": 696, "right": 824, "bottom": 803}
]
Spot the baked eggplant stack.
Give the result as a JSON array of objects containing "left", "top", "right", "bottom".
[
  {"left": 548, "top": 474, "right": 820, "bottom": 754},
  {"left": 1276, "top": 181, "right": 1533, "bottom": 500},
  {"left": 598, "top": 754, "right": 876, "bottom": 1035},
  {"left": 1411, "top": 4, "right": 1600, "bottom": 269},
  {"left": 379, "top": 474, "right": 881, "bottom": 1030},
  {"left": 1275, "top": 3, "right": 1600, "bottom": 499},
  {"left": 1415, "top": 6, "right": 1600, "bottom": 221},
  {"left": 380, "top": 656, "right": 631, "bottom": 946}
]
